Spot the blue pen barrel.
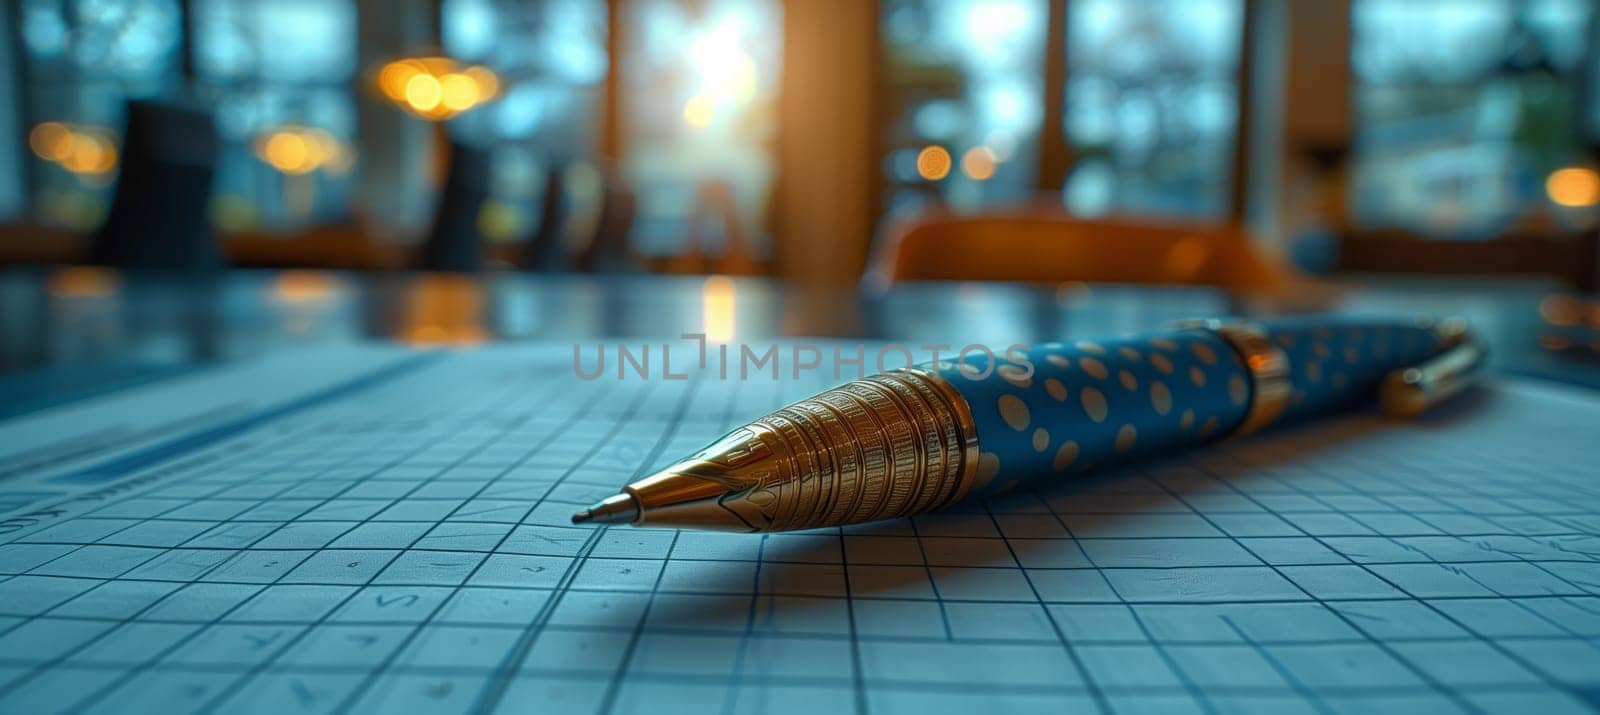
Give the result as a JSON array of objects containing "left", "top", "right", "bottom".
[
  {"left": 930, "top": 329, "right": 1249, "bottom": 496},
  {"left": 1264, "top": 319, "right": 1445, "bottom": 420},
  {"left": 928, "top": 320, "right": 1447, "bottom": 497}
]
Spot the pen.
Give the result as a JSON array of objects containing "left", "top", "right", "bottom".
[{"left": 572, "top": 317, "right": 1483, "bottom": 532}]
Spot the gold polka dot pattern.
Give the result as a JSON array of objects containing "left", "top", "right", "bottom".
[
  {"left": 1263, "top": 319, "right": 1446, "bottom": 422},
  {"left": 933, "top": 327, "right": 1252, "bottom": 497},
  {"left": 929, "top": 319, "right": 1445, "bottom": 499}
]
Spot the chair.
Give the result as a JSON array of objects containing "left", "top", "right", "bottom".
[
  {"left": 575, "top": 173, "right": 639, "bottom": 273},
  {"left": 654, "top": 180, "right": 762, "bottom": 275},
  {"left": 863, "top": 205, "right": 1297, "bottom": 292},
  {"left": 418, "top": 141, "right": 493, "bottom": 272},
  {"left": 519, "top": 165, "right": 571, "bottom": 271},
  {"left": 90, "top": 100, "right": 221, "bottom": 272}
]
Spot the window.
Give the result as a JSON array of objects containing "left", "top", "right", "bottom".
[
  {"left": 622, "top": 0, "right": 782, "bottom": 258},
  {"left": 1350, "top": 0, "right": 1596, "bottom": 237},
  {"left": 19, "top": 0, "right": 182, "bottom": 228},
  {"left": 442, "top": 0, "right": 608, "bottom": 245},
  {"left": 879, "top": 0, "right": 1048, "bottom": 219},
  {"left": 876, "top": 0, "right": 1244, "bottom": 225},
  {"left": 191, "top": 0, "right": 358, "bottom": 232},
  {"left": 1062, "top": 0, "right": 1243, "bottom": 219},
  {"left": 443, "top": 0, "right": 606, "bottom": 152}
]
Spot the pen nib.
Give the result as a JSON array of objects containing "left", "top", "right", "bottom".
[{"left": 571, "top": 493, "right": 640, "bottom": 526}]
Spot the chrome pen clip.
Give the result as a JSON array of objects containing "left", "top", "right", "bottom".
[{"left": 1379, "top": 318, "right": 1487, "bottom": 418}]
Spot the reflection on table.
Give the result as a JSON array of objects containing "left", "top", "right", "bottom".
[{"left": 0, "top": 267, "right": 1594, "bottom": 419}]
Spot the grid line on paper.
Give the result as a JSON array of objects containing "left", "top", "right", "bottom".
[
  {"left": 978, "top": 499, "right": 1112, "bottom": 715},
  {"left": 1131, "top": 460, "right": 1481, "bottom": 715},
  {"left": 0, "top": 418, "right": 351, "bottom": 692},
  {"left": 0, "top": 345, "right": 1595, "bottom": 715},
  {"left": 1216, "top": 614, "right": 1336, "bottom": 715},
  {"left": 50, "top": 369, "right": 533, "bottom": 713},
  {"left": 322, "top": 376, "right": 642, "bottom": 713},
  {"left": 207, "top": 370, "right": 611, "bottom": 713},
  {"left": 475, "top": 375, "right": 697, "bottom": 714},
  {"left": 1045, "top": 478, "right": 1221, "bottom": 715},
  {"left": 1183, "top": 438, "right": 1599, "bottom": 706}
]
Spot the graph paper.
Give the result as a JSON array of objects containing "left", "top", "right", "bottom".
[{"left": 0, "top": 343, "right": 1597, "bottom": 715}]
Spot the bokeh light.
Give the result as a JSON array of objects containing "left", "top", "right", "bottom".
[
  {"left": 405, "top": 73, "right": 444, "bottom": 112},
  {"left": 28, "top": 122, "right": 73, "bottom": 162},
  {"left": 29, "top": 122, "right": 118, "bottom": 177},
  {"left": 1546, "top": 167, "right": 1600, "bottom": 208},
  {"left": 378, "top": 57, "right": 500, "bottom": 120},
  {"left": 916, "top": 146, "right": 953, "bottom": 180},
  {"left": 961, "top": 146, "right": 998, "bottom": 180},
  {"left": 47, "top": 266, "right": 121, "bottom": 298},
  {"left": 682, "top": 94, "right": 716, "bottom": 129},
  {"left": 253, "top": 126, "right": 346, "bottom": 176},
  {"left": 440, "top": 73, "right": 480, "bottom": 111},
  {"left": 702, "top": 275, "right": 737, "bottom": 343}
]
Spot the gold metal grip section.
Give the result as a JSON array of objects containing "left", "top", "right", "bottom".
[
  {"left": 626, "top": 369, "right": 979, "bottom": 532},
  {"left": 746, "top": 369, "right": 978, "bottom": 531}
]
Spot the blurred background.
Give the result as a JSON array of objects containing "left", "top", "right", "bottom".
[
  {"left": 0, "top": 0, "right": 1598, "bottom": 407},
  {"left": 0, "top": 0, "right": 1596, "bottom": 277}
]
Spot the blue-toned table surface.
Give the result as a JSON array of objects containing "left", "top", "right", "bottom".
[
  {"left": 1, "top": 267, "right": 1598, "bottom": 715},
  {"left": 0, "top": 268, "right": 1593, "bottom": 418}
]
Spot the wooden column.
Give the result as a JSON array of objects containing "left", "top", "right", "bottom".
[
  {"left": 773, "top": 0, "right": 877, "bottom": 284},
  {"left": 1035, "top": 0, "right": 1069, "bottom": 193},
  {"left": 1284, "top": 0, "right": 1352, "bottom": 234},
  {"left": 601, "top": 0, "right": 622, "bottom": 164}
]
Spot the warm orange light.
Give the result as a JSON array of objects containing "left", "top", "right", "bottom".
[
  {"left": 1547, "top": 167, "right": 1600, "bottom": 208},
  {"left": 916, "top": 146, "right": 952, "bottom": 181},
  {"left": 378, "top": 61, "right": 419, "bottom": 101},
  {"left": 702, "top": 275, "right": 736, "bottom": 343},
  {"left": 961, "top": 146, "right": 998, "bottom": 181},
  {"left": 463, "top": 65, "right": 500, "bottom": 101},
  {"left": 378, "top": 57, "right": 499, "bottom": 121},
  {"left": 303, "top": 128, "right": 352, "bottom": 174},
  {"left": 48, "top": 266, "right": 120, "bottom": 297},
  {"left": 264, "top": 132, "right": 312, "bottom": 174},
  {"left": 683, "top": 94, "right": 716, "bottom": 129},
  {"left": 272, "top": 271, "right": 336, "bottom": 303},
  {"left": 34, "top": 123, "right": 118, "bottom": 176},
  {"left": 253, "top": 126, "right": 344, "bottom": 176},
  {"left": 28, "top": 122, "right": 73, "bottom": 161},
  {"left": 400, "top": 274, "right": 488, "bottom": 347},
  {"left": 60, "top": 133, "right": 117, "bottom": 175},
  {"left": 404, "top": 73, "right": 443, "bottom": 112},
  {"left": 439, "top": 73, "right": 480, "bottom": 112}
]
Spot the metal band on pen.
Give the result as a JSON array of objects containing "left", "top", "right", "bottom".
[
  {"left": 1194, "top": 317, "right": 1482, "bottom": 431},
  {"left": 1185, "top": 320, "right": 1293, "bottom": 437}
]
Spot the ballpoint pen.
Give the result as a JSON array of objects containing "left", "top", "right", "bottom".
[{"left": 572, "top": 316, "right": 1485, "bottom": 532}]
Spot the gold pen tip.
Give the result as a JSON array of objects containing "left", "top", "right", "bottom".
[{"left": 571, "top": 493, "right": 639, "bottom": 526}]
